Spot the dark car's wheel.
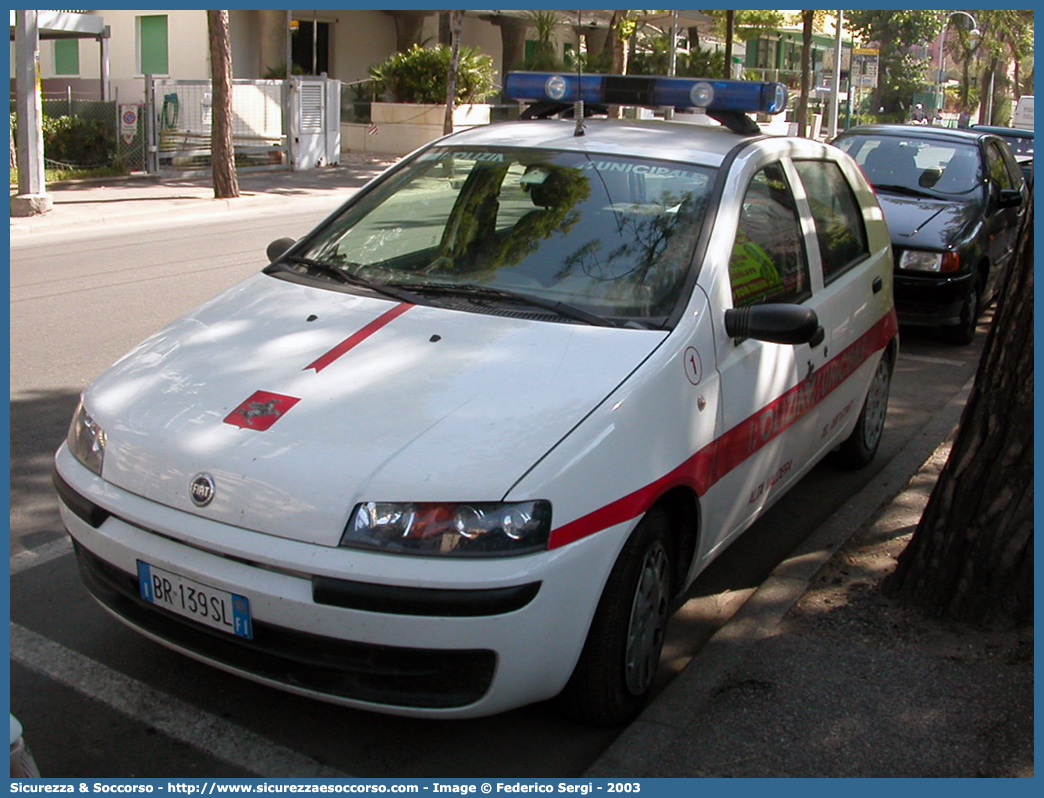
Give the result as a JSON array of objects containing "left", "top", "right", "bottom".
[
  {"left": 941, "top": 276, "right": 981, "bottom": 345},
  {"left": 559, "top": 507, "right": 673, "bottom": 727},
  {"left": 833, "top": 351, "right": 892, "bottom": 469}
]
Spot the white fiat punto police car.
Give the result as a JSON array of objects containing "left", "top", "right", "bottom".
[{"left": 55, "top": 74, "right": 897, "bottom": 726}]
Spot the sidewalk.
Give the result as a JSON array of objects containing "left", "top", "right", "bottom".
[
  {"left": 9, "top": 152, "right": 400, "bottom": 237},
  {"left": 588, "top": 378, "right": 1033, "bottom": 778}
]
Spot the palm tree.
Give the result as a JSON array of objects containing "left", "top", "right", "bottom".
[
  {"left": 796, "top": 11, "right": 814, "bottom": 137},
  {"left": 443, "top": 10, "right": 465, "bottom": 136},
  {"left": 207, "top": 10, "right": 238, "bottom": 199}
]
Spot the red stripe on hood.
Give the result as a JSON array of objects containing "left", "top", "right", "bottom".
[{"left": 305, "top": 303, "right": 414, "bottom": 373}]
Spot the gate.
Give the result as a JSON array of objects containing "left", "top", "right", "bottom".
[{"left": 149, "top": 78, "right": 289, "bottom": 174}]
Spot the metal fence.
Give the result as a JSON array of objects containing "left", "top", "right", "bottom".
[
  {"left": 10, "top": 90, "right": 147, "bottom": 174},
  {"left": 151, "top": 78, "right": 288, "bottom": 174}
]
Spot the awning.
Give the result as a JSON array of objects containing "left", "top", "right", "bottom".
[{"left": 9, "top": 10, "right": 106, "bottom": 41}]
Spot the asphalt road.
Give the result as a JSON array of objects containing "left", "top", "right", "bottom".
[{"left": 9, "top": 206, "right": 987, "bottom": 777}]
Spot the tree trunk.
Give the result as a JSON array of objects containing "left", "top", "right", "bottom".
[
  {"left": 207, "top": 10, "right": 239, "bottom": 200},
  {"left": 978, "top": 58, "right": 1000, "bottom": 125},
  {"left": 602, "top": 11, "right": 630, "bottom": 118},
  {"left": 688, "top": 26, "right": 701, "bottom": 52},
  {"left": 723, "top": 11, "right": 734, "bottom": 79},
  {"left": 387, "top": 11, "right": 429, "bottom": 53},
  {"left": 443, "top": 10, "right": 464, "bottom": 136},
  {"left": 796, "top": 11, "right": 813, "bottom": 136},
  {"left": 885, "top": 197, "right": 1034, "bottom": 625},
  {"left": 960, "top": 57, "right": 972, "bottom": 113},
  {"left": 608, "top": 11, "right": 627, "bottom": 74},
  {"left": 438, "top": 11, "right": 452, "bottom": 47}
]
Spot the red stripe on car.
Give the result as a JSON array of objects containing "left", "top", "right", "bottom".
[
  {"left": 305, "top": 303, "right": 414, "bottom": 373},
  {"left": 548, "top": 310, "right": 898, "bottom": 549}
]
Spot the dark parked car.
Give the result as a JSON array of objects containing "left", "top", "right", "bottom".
[
  {"left": 834, "top": 124, "right": 1028, "bottom": 344},
  {"left": 971, "top": 125, "right": 1033, "bottom": 188}
]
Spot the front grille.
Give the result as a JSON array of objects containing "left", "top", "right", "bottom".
[{"left": 74, "top": 543, "right": 496, "bottom": 709}]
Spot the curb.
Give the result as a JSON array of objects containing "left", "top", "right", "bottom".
[{"left": 585, "top": 375, "right": 974, "bottom": 776}]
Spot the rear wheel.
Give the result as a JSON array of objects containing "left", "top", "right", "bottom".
[
  {"left": 559, "top": 507, "right": 674, "bottom": 727},
  {"left": 941, "top": 276, "right": 981, "bottom": 345},
  {"left": 833, "top": 351, "right": 892, "bottom": 469}
]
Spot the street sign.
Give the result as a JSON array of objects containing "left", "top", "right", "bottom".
[
  {"left": 852, "top": 48, "right": 879, "bottom": 89},
  {"left": 120, "top": 105, "right": 138, "bottom": 145}
]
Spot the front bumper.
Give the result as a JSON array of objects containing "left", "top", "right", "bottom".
[
  {"left": 74, "top": 542, "right": 498, "bottom": 709},
  {"left": 893, "top": 270, "right": 974, "bottom": 327},
  {"left": 53, "top": 447, "right": 628, "bottom": 718}
]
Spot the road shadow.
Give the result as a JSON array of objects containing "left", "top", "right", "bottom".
[{"left": 10, "top": 389, "right": 81, "bottom": 553}]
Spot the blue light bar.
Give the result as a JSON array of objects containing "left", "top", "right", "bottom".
[{"left": 504, "top": 72, "right": 788, "bottom": 115}]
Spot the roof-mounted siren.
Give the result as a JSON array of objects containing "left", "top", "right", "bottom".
[{"left": 504, "top": 72, "right": 788, "bottom": 134}]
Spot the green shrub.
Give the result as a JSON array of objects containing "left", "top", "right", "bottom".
[
  {"left": 41, "top": 115, "right": 116, "bottom": 168},
  {"left": 369, "top": 44, "right": 496, "bottom": 104}
]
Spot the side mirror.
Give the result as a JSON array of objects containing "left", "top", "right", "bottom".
[
  {"left": 996, "top": 188, "right": 1023, "bottom": 209},
  {"left": 267, "top": 237, "right": 297, "bottom": 263},
  {"left": 724, "top": 304, "right": 823, "bottom": 346}
]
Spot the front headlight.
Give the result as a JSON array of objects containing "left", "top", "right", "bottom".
[
  {"left": 899, "top": 249, "right": 960, "bottom": 273},
  {"left": 67, "top": 398, "right": 106, "bottom": 476},
  {"left": 342, "top": 500, "right": 552, "bottom": 557}
]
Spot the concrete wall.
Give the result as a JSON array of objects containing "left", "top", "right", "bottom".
[{"left": 344, "top": 102, "right": 491, "bottom": 156}]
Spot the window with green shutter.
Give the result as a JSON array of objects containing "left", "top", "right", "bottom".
[
  {"left": 138, "top": 15, "right": 169, "bottom": 75},
  {"left": 54, "top": 39, "right": 80, "bottom": 76}
]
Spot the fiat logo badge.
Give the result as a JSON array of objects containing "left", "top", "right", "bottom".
[{"left": 189, "top": 473, "right": 216, "bottom": 507}]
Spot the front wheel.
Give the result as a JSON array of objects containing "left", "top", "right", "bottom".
[
  {"left": 559, "top": 508, "right": 674, "bottom": 727},
  {"left": 833, "top": 351, "right": 892, "bottom": 469}
]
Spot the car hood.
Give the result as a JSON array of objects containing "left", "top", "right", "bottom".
[
  {"left": 875, "top": 192, "right": 980, "bottom": 251},
  {"left": 84, "top": 273, "right": 666, "bottom": 545}
]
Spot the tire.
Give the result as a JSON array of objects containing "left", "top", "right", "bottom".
[
  {"left": 833, "top": 351, "right": 892, "bottom": 469},
  {"left": 559, "top": 507, "right": 674, "bottom": 727},
  {"left": 941, "top": 276, "right": 981, "bottom": 345}
]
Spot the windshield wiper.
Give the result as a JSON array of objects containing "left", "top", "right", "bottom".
[
  {"left": 391, "top": 282, "right": 621, "bottom": 327},
  {"left": 871, "top": 183, "right": 939, "bottom": 199},
  {"left": 278, "top": 256, "right": 421, "bottom": 304}
]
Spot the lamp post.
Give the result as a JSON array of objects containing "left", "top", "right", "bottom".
[{"left": 935, "top": 10, "right": 979, "bottom": 115}]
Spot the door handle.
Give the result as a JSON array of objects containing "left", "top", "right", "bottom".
[{"left": 872, "top": 276, "right": 883, "bottom": 294}]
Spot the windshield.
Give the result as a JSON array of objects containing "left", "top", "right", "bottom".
[
  {"left": 998, "top": 134, "right": 1033, "bottom": 157},
  {"left": 836, "top": 135, "right": 983, "bottom": 198},
  {"left": 288, "top": 147, "right": 715, "bottom": 326}
]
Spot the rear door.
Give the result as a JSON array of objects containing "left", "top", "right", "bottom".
[{"left": 789, "top": 152, "right": 893, "bottom": 463}]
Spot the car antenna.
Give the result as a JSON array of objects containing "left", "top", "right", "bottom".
[{"left": 574, "top": 10, "right": 585, "bottom": 137}]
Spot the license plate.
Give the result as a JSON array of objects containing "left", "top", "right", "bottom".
[{"left": 137, "top": 560, "right": 253, "bottom": 639}]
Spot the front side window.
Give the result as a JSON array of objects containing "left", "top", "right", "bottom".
[
  {"left": 728, "top": 162, "right": 810, "bottom": 308},
  {"left": 289, "top": 148, "right": 716, "bottom": 326},
  {"left": 985, "top": 141, "right": 1019, "bottom": 190},
  {"left": 137, "top": 15, "right": 169, "bottom": 75},
  {"left": 793, "top": 160, "right": 869, "bottom": 282}
]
